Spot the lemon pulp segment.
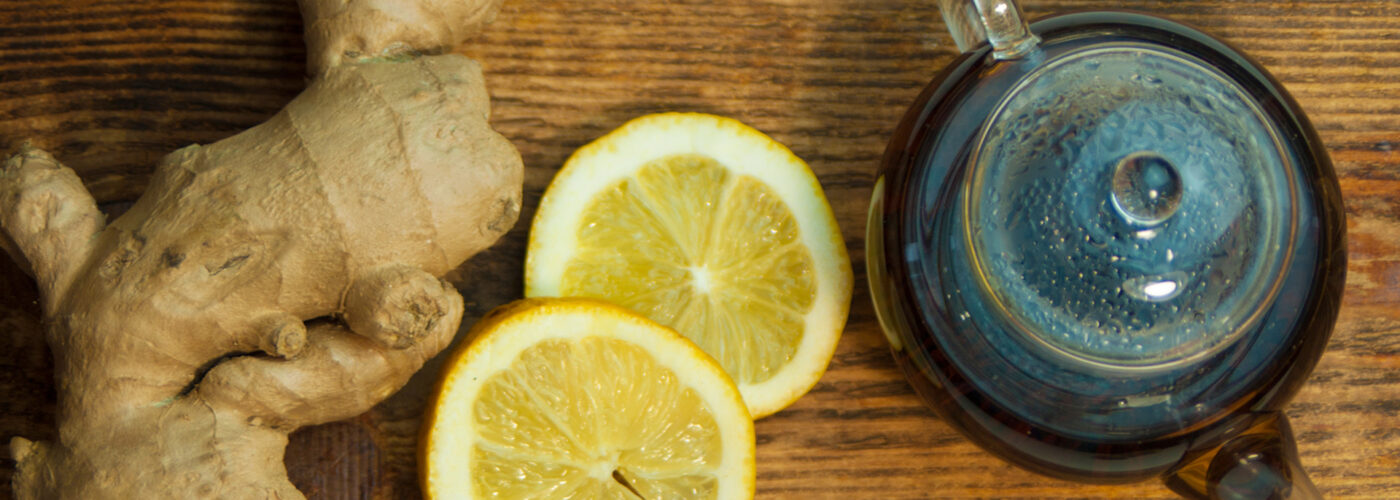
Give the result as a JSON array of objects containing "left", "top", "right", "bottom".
[
  {"left": 560, "top": 154, "right": 817, "bottom": 387},
  {"left": 470, "top": 336, "right": 723, "bottom": 497}
]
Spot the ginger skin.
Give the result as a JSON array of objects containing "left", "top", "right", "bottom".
[{"left": 1, "top": 0, "right": 519, "bottom": 497}]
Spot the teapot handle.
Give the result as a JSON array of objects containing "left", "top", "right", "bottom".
[
  {"left": 1166, "top": 412, "right": 1322, "bottom": 500},
  {"left": 937, "top": 0, "right": 1040, "bottom": 59}
]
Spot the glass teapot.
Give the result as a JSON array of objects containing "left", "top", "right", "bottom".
[{"left": 866, "top": 1, "right": 1347, "bottom": 498}]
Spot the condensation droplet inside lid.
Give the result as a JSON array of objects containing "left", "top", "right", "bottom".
[{"left": 963, "top": 42, "right": 1297, "bottom": 370}]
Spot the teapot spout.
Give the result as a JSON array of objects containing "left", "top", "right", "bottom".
[{"left": 938, "top": 0, "right": 1040, "bottom": 59}]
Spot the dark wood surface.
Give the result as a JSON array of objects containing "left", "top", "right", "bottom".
[{"left": 2, "top": 0, "right": 1398, "bottom": 498}]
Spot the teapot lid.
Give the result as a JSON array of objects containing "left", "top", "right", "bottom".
[{"left": 963, "top": 42, "right": 1297, "bottom": 370}]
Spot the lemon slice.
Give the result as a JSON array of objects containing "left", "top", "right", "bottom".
[
  {"left": 525, "top": 113, "right": 853, "bottom": 418},
  {"left": 421, "top": 298, "right": 755, "bottom": 499}
]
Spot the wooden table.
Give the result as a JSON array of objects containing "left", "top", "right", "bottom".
[{"left": 2, "top": 0, "right": 1397, "bottom": 498}]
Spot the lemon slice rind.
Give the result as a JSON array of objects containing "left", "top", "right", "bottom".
[
  {"left": 421, "top": 298, "right": 756, "bottom": 499},
  {"left": 526, "top": 113, "right": 853, "bottom": 418}
]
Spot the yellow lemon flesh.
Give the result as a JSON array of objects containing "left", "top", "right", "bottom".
[
  {"left": 421, "top": 298, "right": 755, "bottom": 499},
  {"left": 526, "top": 113, "right": 853, "bottom": 418}
]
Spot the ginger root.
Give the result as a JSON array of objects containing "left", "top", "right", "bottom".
[{"left": 1, "top": 0, "right": 520, "bottom": 497}]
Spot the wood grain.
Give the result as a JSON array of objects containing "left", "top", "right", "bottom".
[{"left": 2, "top": 0, "right": 1397, "bottom": 498}]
